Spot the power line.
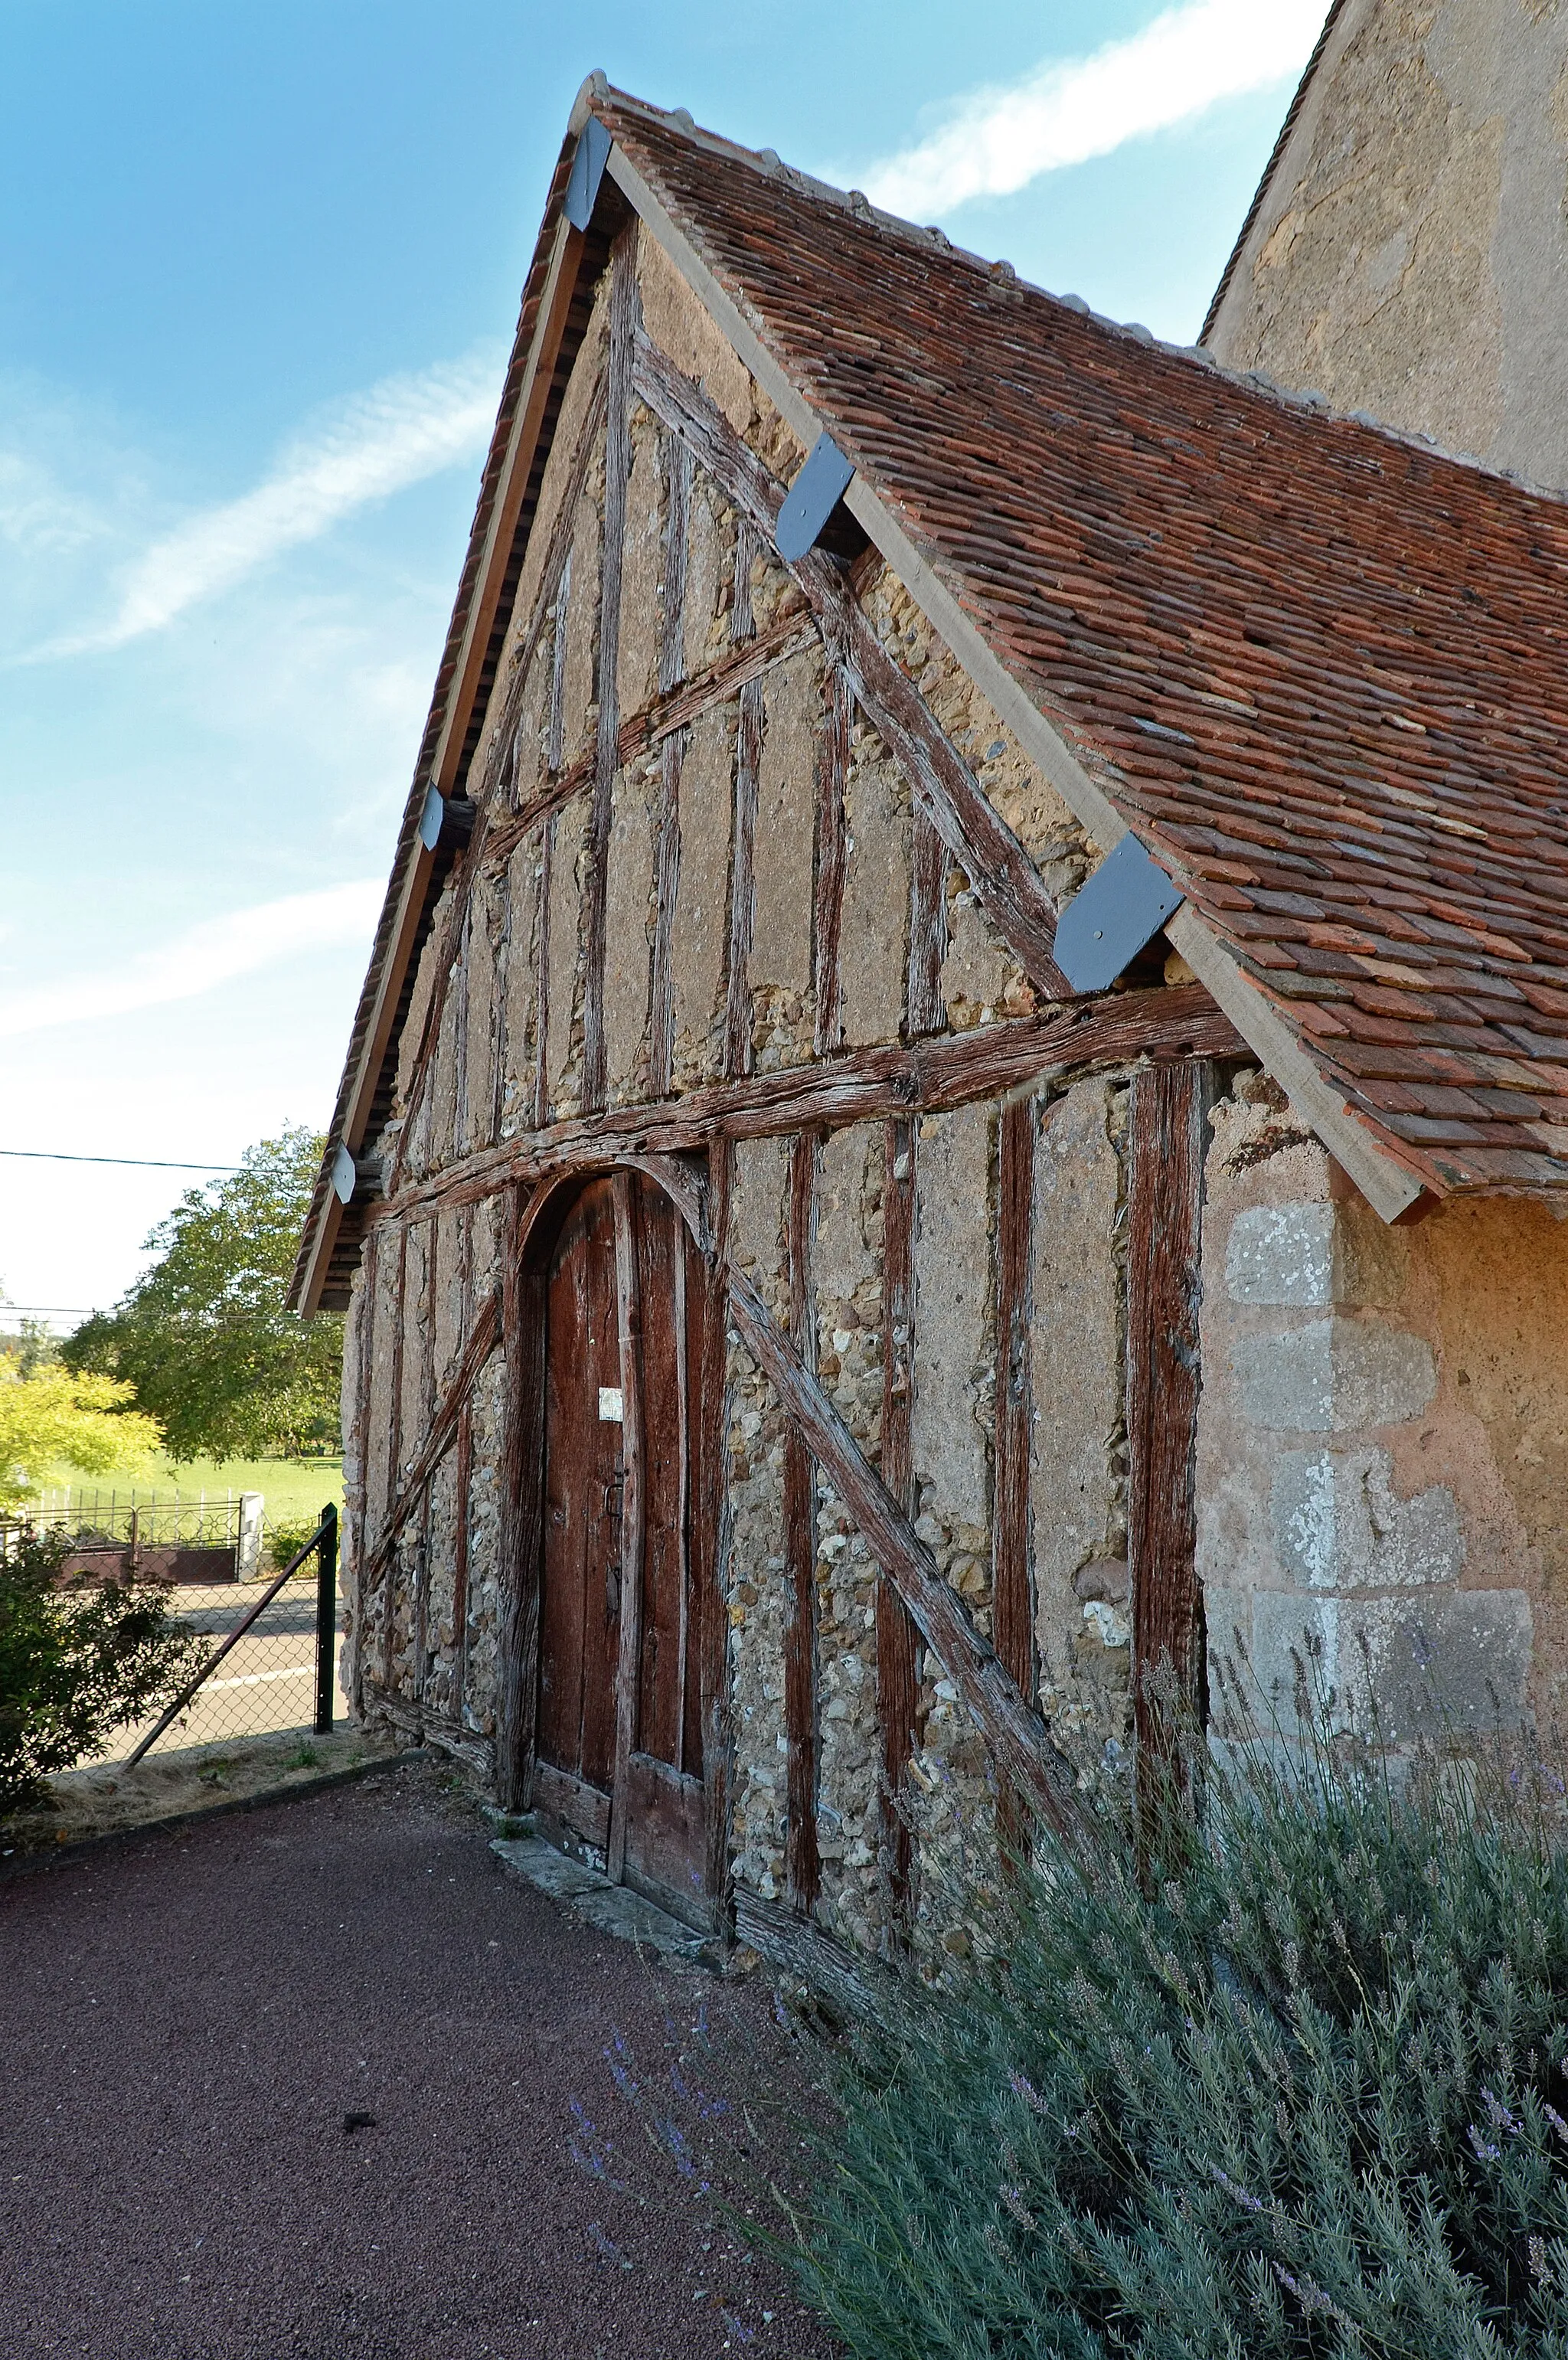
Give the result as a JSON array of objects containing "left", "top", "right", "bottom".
[
  {"left": 0, "top": 1149, "right": 243, "bottom": 1172},
  {"left": 0, "top": 1305, "right": 93, "bottom": 1316}
]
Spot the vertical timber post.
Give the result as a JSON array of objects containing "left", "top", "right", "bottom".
[
  {"left": 877, "top": 1116, "right": 921, "bottom": 1937},
  {"left": 314, "top": 1504, "right": 339, "bottom": 1736},
  {"left": 1126, "top": 1060, "right": 1217, "bottom": 1809}
]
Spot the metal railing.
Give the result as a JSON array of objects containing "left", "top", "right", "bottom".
[{"left": 122, "top": 1506, "right": 340, "bottom": 1767}]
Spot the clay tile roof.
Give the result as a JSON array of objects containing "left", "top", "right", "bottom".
[{"left": 593, "top": 87, "right": 1568, "bottom": 1202}]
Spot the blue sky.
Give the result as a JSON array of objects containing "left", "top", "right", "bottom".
[{"left": 0, "top": 0, "right": 1328, "bottom": 1326}]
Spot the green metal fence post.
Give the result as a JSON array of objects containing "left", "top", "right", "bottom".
[{"left": 314, "top": 1503, "right": 339, "bottom": 1736}]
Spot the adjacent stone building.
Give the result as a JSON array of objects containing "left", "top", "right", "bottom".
[{"left": 293, "top": 68, "right": 1568, "bottom": 1975}]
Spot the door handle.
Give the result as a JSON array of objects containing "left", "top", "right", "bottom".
[{"left": 603, "top": 1469, "right": 625, "bottom": 1616}]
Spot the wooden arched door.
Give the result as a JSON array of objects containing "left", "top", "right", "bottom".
[{"left": 533, "top": 1170, "right": 707, "bottom": 1925}]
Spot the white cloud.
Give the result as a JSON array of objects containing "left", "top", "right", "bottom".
[
  {"left": 0, "top": 880, "right": 383, "bottom": 1041},
  {"left": 861, "top": 0, "right": 1328, "bottom": 219},
  {"left": 50, "top": 351, "right": 498, "bottom": 655}
]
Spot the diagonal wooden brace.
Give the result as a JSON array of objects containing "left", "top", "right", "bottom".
[{"left": 632, "top": 335, "right": 1074, "bottom": 1001}]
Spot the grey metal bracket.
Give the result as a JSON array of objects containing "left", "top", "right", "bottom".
[
  {"left": 332, "top": 1145, "right": 385, "bottom": 1207},
  {"left": 776, "top": 433, "right": 857, "bottom": 562},
  {"left": 565, "top": 117, "right": 612, "bottom": 232},
  {"left": 419, "top": 783, "right": 475, "bottom": 852},
  {"left": 1053, "top": 832, "right": 1184, "bottom": 994}
]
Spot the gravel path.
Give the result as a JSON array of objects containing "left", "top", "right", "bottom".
[{"left": 0, "top": 1762, "right": 839, "bottom": 2360}]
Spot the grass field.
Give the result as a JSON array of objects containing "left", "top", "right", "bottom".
[{"left": 35, "top": 1452, "right": 343, "bottom": 1526}]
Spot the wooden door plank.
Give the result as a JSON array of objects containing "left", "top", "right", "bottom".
[
  {"left": 609, "top": 1169, "right": 647, "bottom": 1882},
  {"left": 632, "top": 1181, "right": 687, "bottom": 1771},
  {"left": 697, "top": 1137, "right": 735, "bottom": 1914}
]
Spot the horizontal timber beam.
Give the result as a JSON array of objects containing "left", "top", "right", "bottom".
[{"left": 376, "top": 985, "right": 1242, "bottom": 1226}]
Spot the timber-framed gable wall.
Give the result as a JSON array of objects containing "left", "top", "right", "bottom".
[{"left": 332, "top": 184, "right": 1243, "bottom": 1962}]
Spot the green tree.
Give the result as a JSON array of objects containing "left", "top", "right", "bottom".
[
  {"left": 0, "top": 1366, "right": 162, "bottom": 1511},
  {"left": 64, "top": 1127, "right": 342, "bottom": 1463}
]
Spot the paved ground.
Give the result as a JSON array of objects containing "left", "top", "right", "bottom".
[{"left": 0, "top": 1762, "right": 839, "bottom": 2360}]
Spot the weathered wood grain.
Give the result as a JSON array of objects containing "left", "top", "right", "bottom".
[
  {"left": 877, "top": 1116, "right": 920, "bottom": 1921},
  {"left": 488, "top": 862, "right": 512, "bottom": 1146},
  {"left": 384, "top": 374, "right": 608, "bottom": 1194},
  {"left": 547, "top": 551, "right": 571, "bottom": 777},
  {"left": 383, "top": 987, "right": 1241, "bottom": 1224},
  {"left": 648, "top": 727, "right": 685, "bottom": 1098},
  {"left": 814, "top": 669, "right": 850, "bottom": 1059},
  {"left": 532, "top": 814, "right": 554, "bottom": 1129},
  {"left": 496, "top": 1183, "right": 549, "bottom": 1810},
  {"left": 361, "top": 1287, "right": 502, "bottom": 1590},
  {"left": 724, "top": 676, "right": 763, "bottom": 1079},
  {"left": 783, "top": 1128, "right": 821, "bottom": 1914},
  {"left": 659, "top": 430, "right": 691, "bottom": 697},
  {"left": 698, "top": 1138, "right": 735, "bottom": 1916},
  {"left": 726, "top": 1263, "right": 1082, "bottom": 1838},
  {"left": 365, "top": 1684, "right": 496, "bottom": 1783},
  {"left": 907, "top": 809, "right": 948, "bottom": 1039},
  {"left": 380, "top": 1224, "right": 409, "bottom": 1690},
  {"left": 453, "top": 1397, "right": 473, "bottom": 1722},
  {"left": 609, "top": 1170, "right": 647, "bottom": 1882},
  {"left": 632, "top": 333, "right": 1074, "bottom": 1002},
  {"left": 581, "top": 228, "right": 640, "bottom": 1116},
  {"left": 733, "top": 1885, "right": 899, "bottom": 2027},
  {"left": 1126, "top": 1061, "right": 1217, "bottom": 1793},
  {"left": 994, "top": 1096, "right": 1036, "bottom": 1701},
  {"left": 483, "top": 610, "right": 813, "bottom": 873},
  {"left": 452, "top": 914, "right": 472, "bottom": 1162},
  {"left": 995, "top": 1093, "right": 1037, "bottom": 1862}
]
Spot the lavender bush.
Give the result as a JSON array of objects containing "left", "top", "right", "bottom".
[{"left": 794, "top": 1710, "right": 1568, "bottom": 2355}]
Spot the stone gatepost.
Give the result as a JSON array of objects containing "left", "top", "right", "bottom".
[{"left": 1197, "top": 1080, "right": 1533, "bottom": 1758}]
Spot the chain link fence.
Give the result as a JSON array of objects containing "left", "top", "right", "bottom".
[{"left": 5, "top": 1502, "right": 343, "bottom": 1768}]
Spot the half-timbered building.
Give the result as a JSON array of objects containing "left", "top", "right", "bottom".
[{"left": 292, "top": 78, "right": 1568, "bottom": 1967}]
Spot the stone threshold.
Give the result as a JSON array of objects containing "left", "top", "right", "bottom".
[{"left": 491, "top": 1830, "right": 719, "bottom": 1962}]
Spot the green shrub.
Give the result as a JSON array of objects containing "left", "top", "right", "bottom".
[
  {"left": 0, "top": 1528, "right": 204, "bottom": 1811},
  {"left": 796, "top": 1724, "right": 1568, "bottom": 2356},
  {"left": 263, "top": 1514, "right": 326, "bottom": 1574}
]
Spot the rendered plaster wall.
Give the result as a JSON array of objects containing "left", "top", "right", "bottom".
[
  {"left": 603, "top": 756, "right": 654, "bottom": 1101},
  {"left": 749, "top": 648, "right": 822, "bottom": 1070},
  {"left": 1207, "top": 0, "right": 1568, "bottom": 489},
  {"left": 668, "top": 702, "right": 734, "bottom": 1090},
  {"left": 1198, "top": 1077, "right": 1540, "bottom": 1751},
  {"left": 1030, "top": 1080, "right": 1133, "bottom": 1763},
  {"left": 838, "top": 718, "right": 910, "bottom": 1047}
]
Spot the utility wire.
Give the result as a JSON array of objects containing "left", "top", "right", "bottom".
[{"left": 0, "top": 1149, "right": 243, "bottom": 1172}]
